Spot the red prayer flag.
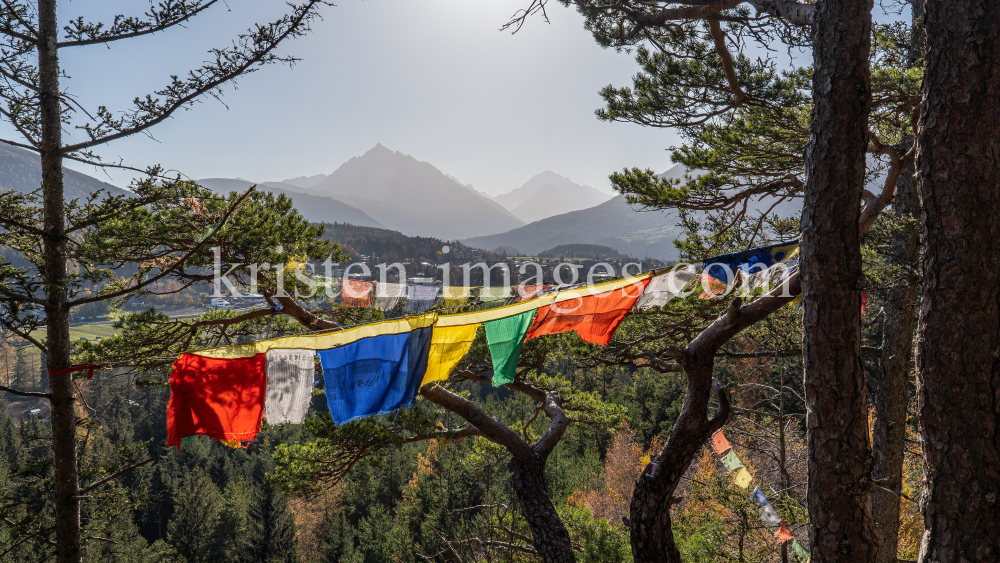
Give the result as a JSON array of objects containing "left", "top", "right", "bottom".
[
  {"left": 698, "top": 273, "right": 729, "bottom": 299},
  {"left": 525, "top": 278, "right": 650, "bottom": 346},
  {"left": 166, "top": 353, "right": 267, "bottom": 448},
  {"left": 343, "top": 279, "right": 376, "bottom": 308},
  {"left": 861, "top": 289, "right": 868, "bottom": 313},
  {"left": 711, "top": 430, "right": 732, "bottom": 455},
  {"left": 776, "top": 521, "right": 795, "bottom": 542}
]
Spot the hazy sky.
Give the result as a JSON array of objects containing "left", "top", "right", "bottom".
[{"left": 8, "top": 0, "right": 689, "bottom": 196}]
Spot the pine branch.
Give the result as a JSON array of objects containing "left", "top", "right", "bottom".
[{"left": 58, "top": 0, "right": 220, "bottom": 48}]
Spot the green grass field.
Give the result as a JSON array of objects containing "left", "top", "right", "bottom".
[{"left": 28, "top": 322, "right": 120, "bottom": 343}]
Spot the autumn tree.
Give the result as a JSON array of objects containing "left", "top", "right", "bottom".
[{"left": 0, "top": 2, "right": 336, "bottom": 561}]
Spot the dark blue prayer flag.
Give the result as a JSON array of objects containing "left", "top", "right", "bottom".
[{"left": 319, "top": 327, "right": 433, "bottom": 425}]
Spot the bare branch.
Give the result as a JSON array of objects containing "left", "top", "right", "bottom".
[{"left": 0, "top": 384, "right": 50, "bottom": 399}]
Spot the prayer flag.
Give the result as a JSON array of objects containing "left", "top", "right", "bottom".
[
  {"left": 759, "top": 503, "right": 782, "bottom": 527},
  {"left": 485, "top": 309, "right": 537, "bottom": 386},
  {"left": 525, "top": 278, "right": 650, "bottom": 346},
  {"left": 637, "top": 264, "right": 700, "bottom": 309},
  {"left": 407, "top": 284, "right": 441, "bottom": 313},
  {"left": 704, "top": 240, "right": 800, "bottom": 286},
  {"left": 441, "top": 286, "right": 472, "bottom": 309},
  {"left": 698, "top": 273, "right": 730, "bottom": 299},
  {"left": 791, "top": 539, "right": 809, "bottom": 561},
  {"left": 342, "top": 279, "right": 375, "bottom": 308},
  {"left": 733, "top": 467, "right": 753, "bottom": 490},
  {"left": 861, "top": 289, "right": 868, "bottom": 313},
  {"left": 721, "top": 450, "right": 745, "bottom": 471},
  {"left": 319, "top": 328, "right": 433, "bottom": 425},
  {"left": 422, "top": 324, "right": 479, "bottom": 385},
  {"left": 517, "top": 283, "right": 553, "bottom": 302},
  {"left": 776, "top": 521, "right": 795, "bottom": 542},
  {"left": 372, "top": 282, "right": 406, "bottom": 312},
  {"left": 265, "top": 349, "right": 316, "bottom": 425},
  {"left": 166, "top": 353, "right": 267, "bottom": 448},
  {"left": 751, "top": 487, "right": 768, "bottom": 507},
  {"left": 478, "top": 286, "right": 512, "bottom": 303},
  {"left": 711, "top": 430, "right": 732, "bottom": 454}
]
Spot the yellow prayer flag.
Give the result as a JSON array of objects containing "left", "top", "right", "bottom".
[
  {"left": 733, "top": 467, "right": 753, "bottom": 490},
  {"left": 422, "top": 324, "right": 479, "bottom": 385}
]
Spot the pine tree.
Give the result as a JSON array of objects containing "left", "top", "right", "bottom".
[
  {"left": 167, "top": 468, "right": 224, "bottom": 563},
  {"left": 239, "top": 479, "right": 298, "bottom": 563}
]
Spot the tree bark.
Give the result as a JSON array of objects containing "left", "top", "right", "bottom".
[
  {"left": 800, "top": 0, "right": 878, "bottom": 561},
  {"left": 510, "top": 456, "right": 575, "bottom": 563},
  {"left": 871, "top": 161, "right": 920, "bottom": 563},
  {"left": 37, "top": 1, "right": 80, "bottom": 562},
  {"left": 628, "top": 354, "right": 727, "bottom": 563},
  {"left": 914, "top": 1, "right": 1000, "bottom": 561}
]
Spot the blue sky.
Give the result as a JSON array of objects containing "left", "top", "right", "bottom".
[{"left": 18, "top": 0, "right": 691, "bottom": 195}]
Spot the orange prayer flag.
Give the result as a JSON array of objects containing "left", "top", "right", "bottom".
[
  {"left": 711, "top": 431, "right": 732, "bottom": 454},
  {"left": 776, "top": 521, "right": 795, "bottom": 542},
  {"left": 525, "top": 278, "right": 651, "bottom": 346}
]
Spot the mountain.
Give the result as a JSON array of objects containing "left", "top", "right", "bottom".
[
  {"left": 493, "top": 171, "right": 612, "bottom": 223},
  {"left": 0, "top": 143, "right": 128, "bottom": 199},
  {"left": 305, "top": 144, "right": 524, "bottom": 239},
  {"left": 195, "top": 178, "right": 384, "bottom": 228},
  {"left": 275, "top": 173, "right": 328, "bottom": 189},
  {"left": 462, "top": 196, "right": 684, "bottom": 260}
]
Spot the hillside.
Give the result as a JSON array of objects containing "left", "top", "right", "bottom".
[
  {"left": 196, "top": 178, "right": 384, "bottom": 228},
  {"left": 306, "top": 144, "right": 524, "bottom": 239},
  {"left": 461, "top": 195, "right": 684, "bottom": 260},
  {"left": 494, "top": 171, "right": 611, "bottom": 223},
  {"left": 318, "top": 222, "right": 511, "bottom": 264},
  {"left": 0, "top": 143, "right": 128, "bottom": 199},
  {"left": 538, "top": 244, "right": 628, "bottom": 260}
]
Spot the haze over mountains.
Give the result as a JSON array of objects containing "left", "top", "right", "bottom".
[
  {"left": 492, "top": 171, "right": 612, "bottom": 223},
  {"left": 0, "top": 143, "right": 127, "bottom": 200}
]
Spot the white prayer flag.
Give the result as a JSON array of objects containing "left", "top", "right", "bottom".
[
  {"left": 637, "top": 264, "right": 701, "bottom": 309},
  {"left": 265, "top": 349, "right": 316, "bottom": 425}
]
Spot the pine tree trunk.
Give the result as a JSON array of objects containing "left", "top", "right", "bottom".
[
  {"left": 37, "top": 1, "right": 79, "bottom": 561},
  {"left": 871, "top": 163, "right": 919, "bottom": 563},
  {"left": 800, "top": 0, "right": 878, "bottom": 561},
  {"left": 511, "top": 456, "right": 575, "bottom": 563},
  {"left": 914, "top": 1, "right": 1000, "bottom": 560},
  {"left": 628, "top": 353, "right": 717, "bottom": 563}
]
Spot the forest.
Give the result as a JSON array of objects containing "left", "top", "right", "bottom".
[{"left": 2, "top": 0, "right": 1000, "bottom": 563}]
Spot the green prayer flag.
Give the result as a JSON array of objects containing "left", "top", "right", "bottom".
[
  {"left": 791, "top": 539, "right": 809, "bottom": 562},
  {"left": 485, "top": 309, "right": 536, "bottom": 386},
  {"left": 721, "top": 449, "right": 745, "bottom": 471}
]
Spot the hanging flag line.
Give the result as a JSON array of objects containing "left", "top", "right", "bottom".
[
  {"left": 158, "top": 240, "right": 802, "bottom": 448},
  {"left": 710, "top": 429, "right": 810, "bottom": 562}
]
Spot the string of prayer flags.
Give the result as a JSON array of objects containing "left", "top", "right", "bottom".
[
  {"left": 525, "top": 277, "right": 651, "bottom": 346},
  {"left": 776, "top": 522, "right": 795, "bottom": 542},
  {"left": 485, "top": 309, "right": 537, "bottom": 386},
  {"left": 407, "top": 284, "right": 441, "bottom": 313},
  {"left": 708, "top": 429, "right": 810, "bottom": 562},
  {"left": 166, "top": 353, "right": 267, "bottom": 448},
  {"left": 711, "top": 430, "right": 733, "bottom": 455},
  {"left": 342, "top": 279, "right": 376, "bottom": 308},
  {"left": 733, "top": 467, "right": 753, "bottom": 489},
  {"left": 422, "top": 324, "right": 479, "bottom": 386},
  {"left": 721, "top": 449, "right": 745, "bottom": 471},
  {"left": 264, "top": 349, "right": 316, "bottom": 425},
  {"left": 318, "top": 327, "right": 433, "bottom": 425},
  {"left": 704, "top": 240, "right": 800, "bottom": 285},
  {"left": 637, "top": 264, "right": 701, "bottom": 309}
]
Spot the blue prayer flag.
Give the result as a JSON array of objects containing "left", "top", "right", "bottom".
[
  {"left": 319, "top": 327, "right": 433, "bottom": 425},
  {"left": 751, "top": 487, "right": 768, "bottom": 506}
]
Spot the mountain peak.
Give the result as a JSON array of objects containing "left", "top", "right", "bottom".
[{"left": 364, "top": 143, "right": 394, "bottom": 157}]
